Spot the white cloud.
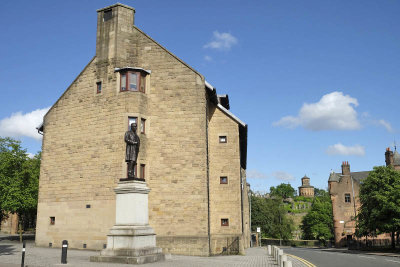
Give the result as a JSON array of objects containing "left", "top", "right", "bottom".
[
  {"left": 376, "top": 119, "right": 393, "bottom": 133},
  {"left": 273, "top": 91, "right": 361, "bottom": 131},
  {"left": 271, "top": 171, "right": 295, "bottom": 181},
  {"left": 204, "top": 31, "right": 238, "bottom": 51},
  {"left": 326, "top": 143, "right": 365, "bottom": 156},
  {"left": 204, "top": 55, "right": 213, "bottom": 62},
  {"left": 247, "top": 169, "right": 268, "bottom": 179},
  {"left": 27, "top": 153, "right": 35, "bottom": 159},
  {"left": 0, "top": 107, "right": 50, "bottom": 140}
]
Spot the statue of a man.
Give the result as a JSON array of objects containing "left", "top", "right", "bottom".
[{"left": 125, "top": 123, "right": 140, "bottom": 178}]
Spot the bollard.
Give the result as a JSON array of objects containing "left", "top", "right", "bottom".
[
  {"left": 61, "top": 240, "right": 68, "bottom": 264},
  {"left": 281, "top": 254, "right": 287, "bottom": 267},
  {"left": 283, "top": 260, "right": 292, "bottom": 267},
  {"left": 21, "top": 241, "right": 26, "bottom": 267},
  {"left": 278, "top": 249, "right": 283, "bottom": 265},
  {"left": 267, "top": 245, "right": 271, "bottom": 256}
]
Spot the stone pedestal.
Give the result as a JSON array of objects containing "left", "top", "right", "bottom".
[{"left": 90, "top": 180, "right": 164, "bottom": 264}]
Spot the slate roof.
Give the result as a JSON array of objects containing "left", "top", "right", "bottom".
[{"left": 328, "top": 171, "right": 370, "bottom": 183}]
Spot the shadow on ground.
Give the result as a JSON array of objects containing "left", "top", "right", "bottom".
[{"left": 0, "top": 245, "right": 17, "bottom": 256}]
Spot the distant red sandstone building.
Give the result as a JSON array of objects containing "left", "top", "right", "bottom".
[
  {"left": 298, "top": 175, "right": 314, "bottom": 197},
  {"left": 328, "top": 147, "right": 399, "bottom": 247}
]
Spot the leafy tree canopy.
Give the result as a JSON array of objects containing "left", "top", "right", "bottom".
[
  {"left": 0, "top": 137, "right": 40, "bottom": 238},
  {"left": 356, "top": 166, "right": 400, "bottom": 247},
  {"left": 301, "top": 196, "right": 333, "bottom": 243},
  {"left": 270, "top": 183, "right": 296, "bottom": 199},
  {"left": 251, "top": 196, "right": 294, "bottom": 240},
  {"left": 314, "top": 188, "right": 330, "bottom": 199}
]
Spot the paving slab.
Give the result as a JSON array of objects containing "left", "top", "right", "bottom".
[{"left": 0, "top": 241, "right": 304, "bottom": 267}]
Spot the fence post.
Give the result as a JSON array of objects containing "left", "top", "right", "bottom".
[
  {"left": 283, "top": 260, "right": 292, "bottom": 267},
  {"left": 21, "top": 241, "right": 26, "bottom": 267},
  {"left": 267, "top": 245, "right": 271, "bottom": 255},
  {"left": 278, "top": 249, "right": 283, "bottom": 265},
  {"left": 281, "top": 254, "right": 287, "bottom": 267},
  {"left": 61, "top": 240, "right": 68, "bottom": 264}
]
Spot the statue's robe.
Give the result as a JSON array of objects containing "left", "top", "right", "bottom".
[{"left": 125, "top": 130, "right": 140, "bottom": 162}]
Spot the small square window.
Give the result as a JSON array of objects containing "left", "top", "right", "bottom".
[
  {"left": 83, "top": 244, "right": 87, "bottom": 249},
  {"left": 220, "top": 176, "right": 228, "bottom": 184},
  {"left": 219, "top": 136, "right": 227, "bottom": 143},
  {"left": 140, "top": 164, "right": 145, "bottom": 179},
  {"left": 50, "top": 217, "right": 55, "bottom": 225},
  {"left": 221, "top": 218, "right": 229, "bottom": 226},
  {"left": 96, "top": 82, "right": 102, "bottom": 94},
  {"left": 345, "top": 194, "right": 351, "bottom": 203},
  {"left": 86, "top": 204, "right": 91, "bottom": 208},
  {"left": 128, "top": 117, "right": 137, "bottom": 130},
  {"left": 103, "top": 9, "right": 112, "bottom": 21},
  {"left": 141, "top": 118, "right": 146, "bottom": 134}
]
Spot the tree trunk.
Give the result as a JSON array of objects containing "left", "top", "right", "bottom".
[
  {"left": 397, "top": 232, "right": 400, "bottom": 247},
  {"left": 391, "top": 232, "right": 395, "bottom": 249}
]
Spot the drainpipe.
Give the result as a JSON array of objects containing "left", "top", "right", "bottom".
[
  {"left": 249, "top": 188, "right": 252, "bottom": 247},
  {"left": 350, "top": 176, "right": 357, "bottom": 218},
  {"left": 205, "top": 94, "right": 211, "bottom": 256}
]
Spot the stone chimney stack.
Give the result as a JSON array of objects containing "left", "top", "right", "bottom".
[
  {"left": 96, "top": 3, "right": 136, "bottom": 64},
  {"left": 385, "top": 147, "right": 394, "bottom": 167},
  {"left": 341, "top": 161, "right": 350, "bottom": 175}
]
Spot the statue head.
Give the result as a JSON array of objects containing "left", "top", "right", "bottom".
[{"left": 131, "top": 123, "right": 137, "bottom": 132}]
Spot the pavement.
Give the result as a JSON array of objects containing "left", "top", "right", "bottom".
[{"left": 0, "top": 241, "right": 307, "bottom": 267}]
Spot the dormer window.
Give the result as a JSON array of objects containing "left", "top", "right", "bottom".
[{"left": 120, "top": 71, "right": 146, "bottom": 93}]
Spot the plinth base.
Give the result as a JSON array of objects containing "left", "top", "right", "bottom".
[
  {"left": 90, "top": 225, "right": 165, "bottom": 264},
  {"left": 90, "top": 249, "right": 164, "bottom": 265},
  {"left": 90, "top": 180, "right": 164, "bottom": 264}
]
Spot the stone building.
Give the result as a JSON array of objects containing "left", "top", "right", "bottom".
[
  {"left": 328, "top": 147, "right": 399, "bottom": 247},
  {"left": 0, "top": 213, "right": 18, "bottom": 234},
  {"left": 298, "top": 175, "right": 314, "bottom": 197},
  {"left": 35, "top": 3, "right": 250, "bottom": 256}
]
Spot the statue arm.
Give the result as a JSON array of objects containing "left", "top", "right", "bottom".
[{"left": 125, "top": 132, "right": 138, "bottom": 145}]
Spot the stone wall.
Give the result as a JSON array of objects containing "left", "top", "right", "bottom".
[
  {"left": 208, "top": 105, "right": 248, "bottom": 254},
  {"left": 0, "top": 213, "right": 18, "bottom": 234},
  {"left": 37, "top": 3, "right": 208, "bottom": 255},
  {"left": 36, "top": 3, "right": 247, "bottom": 256}
]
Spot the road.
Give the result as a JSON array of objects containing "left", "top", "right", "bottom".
[{"left": 282, "top": 247, "right": 400, "bottom": 267}]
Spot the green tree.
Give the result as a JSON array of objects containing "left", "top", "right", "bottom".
[
  {"left": 0, "top": 137, "right": 40, "bottom": 241},
  {"left": 314, "top": 188, "right": 330, "bottom": 199},
  {"left": 301, "top": 195, "right": 333, "bottom": 244},
  {"left": 251, "top": 196, "right": 294, "bottom": 240},
  {"left": 356, "top": 166, "right": 400, "bottom": 249},
  {"left": 270, "top": 183, "right": 296, "bottom": 199}
]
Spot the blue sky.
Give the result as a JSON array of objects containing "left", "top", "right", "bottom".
[{"left": 1, "top": 0, "right": 399, "bottom": 193}]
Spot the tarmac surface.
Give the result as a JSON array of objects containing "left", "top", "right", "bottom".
[
  {"left": 283, "top": 246, "right": 400, "bottom": 267},
  {"left": 0, "top": 241, "right": 305, "bottom": 267}
]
